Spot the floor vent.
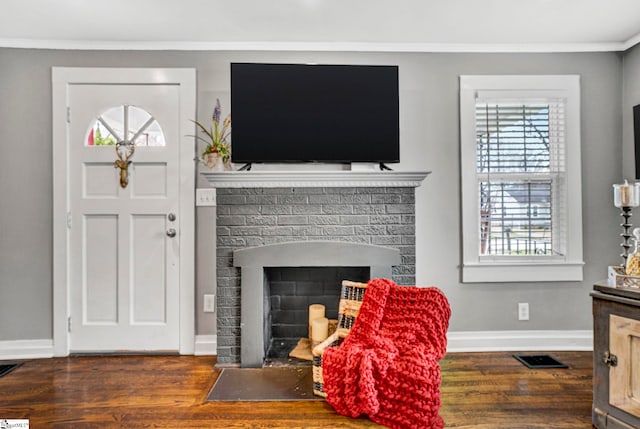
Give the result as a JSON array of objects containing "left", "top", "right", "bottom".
[
  {"left": 0, "top": 363, "right": 21, "bottom": 378},
  {"left": 513, "top": 354, "right": 568, "bottom": 369}
]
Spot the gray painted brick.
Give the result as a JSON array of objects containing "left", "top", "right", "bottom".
[
  {"left": 309, "top": 194, "right": 341, "bottom": 204},
  {"left": 322, "top": 205, "right": 353, "bottom": 215},
  {"left": 277, "top": 195, "right": 309, "bottom": 204},
  {"left": 216, "top": 256, "right": 233, "bottom": 268},
  {"left": 355, "top": 225, "right": 387, "bottom": 235},
  {"left": 393, "top": 265, "right": 416, "bottom": 275},
  {"left": 229, "top": 205, "right": 262, "bottom": 215},
  {"left": 261, "top": 205, "right": 292, "bottom": 215},
  {"left": 340, "top": 194, "right": 371, "bottom": 204},
  {"left": 216, "top": 278, "right": 241, "bottom": 289},
  {"left": 316, "top": 235, "right": 370, "bottom": 244},
  {"left": 386, "top": 204, "right": 415, "bottom": 214},
  {"left": 246, "top": 195, "right": 278, "bottom": 204},
  {"left": 401, "top": 194, "right": 416, "bottom": 204},
  {"left": 261, "top": 226, "right": 294, "bottom": 236},
  {"left": 401, "top": 235, "right": 416, "bottom": 245},
  {"left": 245, "top": 215, "right": 277, "bottom": 226},
  {"left": 216, "top": 283, "right": 240, "bottom": 297},
  {"left": 372, "top": 194, "right": 402, "bottom": 204},
  {"left": 217, "top": 336, "right": 241, "bottom": 347},
  {"left": 216, "top": 195, "right": 247, "bottom": 205},
  {"left": 217, "top": 216, "right": 246, "bottom": 226},
  {"left": 339, "top": 215, "right": 369, "bottom": 225},
  {"left": 322, "top": 226, "right": 355, "bottom": 236},
  {"left": 217, "top": 295, "right": 240, "bottom": 308},
  {"left": 216, "top": 267, "right": 241, "bottom": 277},
  {"left": 386, "top": 187, "right": 413, "bottom": 194},
  {"left": 216, "top": 206, "right": 230, "bottom": 215},
  {"left": 308, "top": 215, "right": 340, "bottom": 225},
  {"left": 329, "top": 187, "right": 357, "bottom": 194},
  {"left": 292, "top": 204, "right": 323, "bottom": 215},
  {"left": 216, "top": 226, "right": 231, "bottom": 236},
  {"left": 401, "top": 215, "right": 416, "bottom": 224},
  {"left": 372, "top": 235, "right": 402, "bottom": 245},
  {"left": 215, "top": 188, "right": 235, "bottom": 195},
  {"left": 217, "top": 236, "right": 247, "bottom": 247},
  {"left": 218, "top": 307, "right": 240, "bottom": 318},
  {"left": 401, "top": 255, "right": 416, "bottom": 265},
  {"left": 244, "top": 237, "right": 266, "bottom": 247},
  {"left": 264, "top": 236, "right": 309, "bottom": 245},
  {"left": 291, "top": 226, "right": 323, "bottom": 236},
  {"left": 370, "top": 215, "right": 402, "bottom": 224},
  {"left": 278, "top": 215, "right": 309, "bottom": 225},
  {"left": 229, "top": 226, "right": 264, "bottom": 236},
  {"left": 353, "top": 204, "right": 386, "bottom": 215},
  {"left": 387, "top": 225, "right": 415, "bottom": 235},
  {"left": 394, "top": 275, "right": 416, "bottom": 285},
  {"left": 356, "top": 187, "right": 387, "bottom": 194},
  {"left": 295, "top": 187, "right": 326, "bottom": 194}
]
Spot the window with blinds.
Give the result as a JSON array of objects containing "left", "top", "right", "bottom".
[
  {"left": 459, "top": 75, "right": 583, "bottom": 283},
  {"left": 476, "top": 101, "right": 565, "bottom": 257}
]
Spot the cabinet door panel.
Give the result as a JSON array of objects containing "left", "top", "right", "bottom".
[{"left": 610, "top": 314, "right": 640, "bottom": 415}]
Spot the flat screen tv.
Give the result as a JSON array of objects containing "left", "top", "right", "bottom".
[{"left": 230, "top": 63, "right": 400, "bottom": 164}]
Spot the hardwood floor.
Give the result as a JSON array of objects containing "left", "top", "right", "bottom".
[{"left": 0, "top": 351, "right": 593, "bottom": 428}]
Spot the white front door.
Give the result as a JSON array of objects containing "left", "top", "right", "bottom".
[{"left": 52, "top": 68, "right": 196, "bottom": 354}]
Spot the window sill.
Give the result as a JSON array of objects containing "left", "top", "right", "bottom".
[{"left": 462, "top": 261, "right": 584, "bottom": 283}]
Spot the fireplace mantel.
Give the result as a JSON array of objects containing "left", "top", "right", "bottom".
[{"left": 201, "top": 170, "right": 430, "bottom": 188}]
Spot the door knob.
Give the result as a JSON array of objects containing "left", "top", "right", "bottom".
[
  {"left": 603, "top": 351, "right": 618, "bottom": 367},
  {"left": 166, "top": 228, "right": 177, "bottom": 238}
]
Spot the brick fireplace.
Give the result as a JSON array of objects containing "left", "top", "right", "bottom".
[{"left": 203, "top": 170, "right": 428, "bottom": 366}]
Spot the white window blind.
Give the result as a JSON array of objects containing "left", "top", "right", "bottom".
[{"left": 475, "top": 100, "right": 566, "bottom": 258}]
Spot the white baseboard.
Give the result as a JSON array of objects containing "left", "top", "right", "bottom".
[
  {"left": 446, "top": 330, "right": 593, "bottom": 353},
  {"left": 194, "top": 335, "right": 217, "bottom": 356},
  {"left": 0, "top": 332, "right": 589, "bottom": 359},
  {"left": 0, "top": 339, "right": 54, "bottom": 360}
]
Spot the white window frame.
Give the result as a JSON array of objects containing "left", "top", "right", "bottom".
[{"left": 460, "top": 75, "right": 584, "bottom": 283}]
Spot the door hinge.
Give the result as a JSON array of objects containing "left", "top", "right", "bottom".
[
  {"left": 66, "top": 212, "right": 72, "bottom": 229},
  {"left": 67, "top": 316, "right": 72, "bottom": 333},
  {"left": 66, "top": 106, "right": 71, "bottom": 123}
]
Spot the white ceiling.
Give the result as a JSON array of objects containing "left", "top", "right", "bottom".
[{"left": 2, "top": 0, "right": 640, "bottom": 52}]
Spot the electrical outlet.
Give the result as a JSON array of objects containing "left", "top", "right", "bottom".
[
  {"left": 518, "top": 302, "right": 530, "bottom": 321},
  {"left": 196, "top": 188, "right": 216, "bottom": 207},
  {"left": 204, "top": 294, "right": 216, "bottom": 313}
]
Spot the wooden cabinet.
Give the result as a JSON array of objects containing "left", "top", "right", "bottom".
[{"left": 592, "top": 284, "right": 640, "bottom": 429}]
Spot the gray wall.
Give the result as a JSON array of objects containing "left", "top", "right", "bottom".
[
  {"left": 0, "top": 47, "right": 627, "bottom": 342},
  {"left": 623, "top": 44, "right": 640, "bottom": 179}
]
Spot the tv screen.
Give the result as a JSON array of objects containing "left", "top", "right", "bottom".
[{"left": 230, "top": 63, "right": 400, "bottom": 164}]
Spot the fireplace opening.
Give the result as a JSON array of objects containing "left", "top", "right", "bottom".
[
  {"left": 264, "top": 266, "right": 369, "bottom": 366},
  {"left": 232, "top": 241, "right": 402, "bottom": 367}
]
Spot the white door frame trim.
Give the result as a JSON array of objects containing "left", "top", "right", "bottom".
[{"left": 52, "top": 67, "right": 196, "bottom": 356}]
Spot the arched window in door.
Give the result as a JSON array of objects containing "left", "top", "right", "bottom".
[{"left": 85, "top": 105, "right": 166, "bottom": 147}]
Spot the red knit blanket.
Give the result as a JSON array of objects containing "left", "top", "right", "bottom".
[{"left": 322, "top": 278, "right": 451, "bottom": 429}]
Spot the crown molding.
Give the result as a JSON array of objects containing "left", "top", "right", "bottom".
[
  {"left": 0, "top": 38, "right": 631, "bottom": 53},
  {"left": 623, "top": 32, "right": 640, "bottom": 51}
]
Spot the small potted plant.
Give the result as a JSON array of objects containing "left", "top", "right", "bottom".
[{"left": 192, "top": 98, "right": 231, "bottom": 171}]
